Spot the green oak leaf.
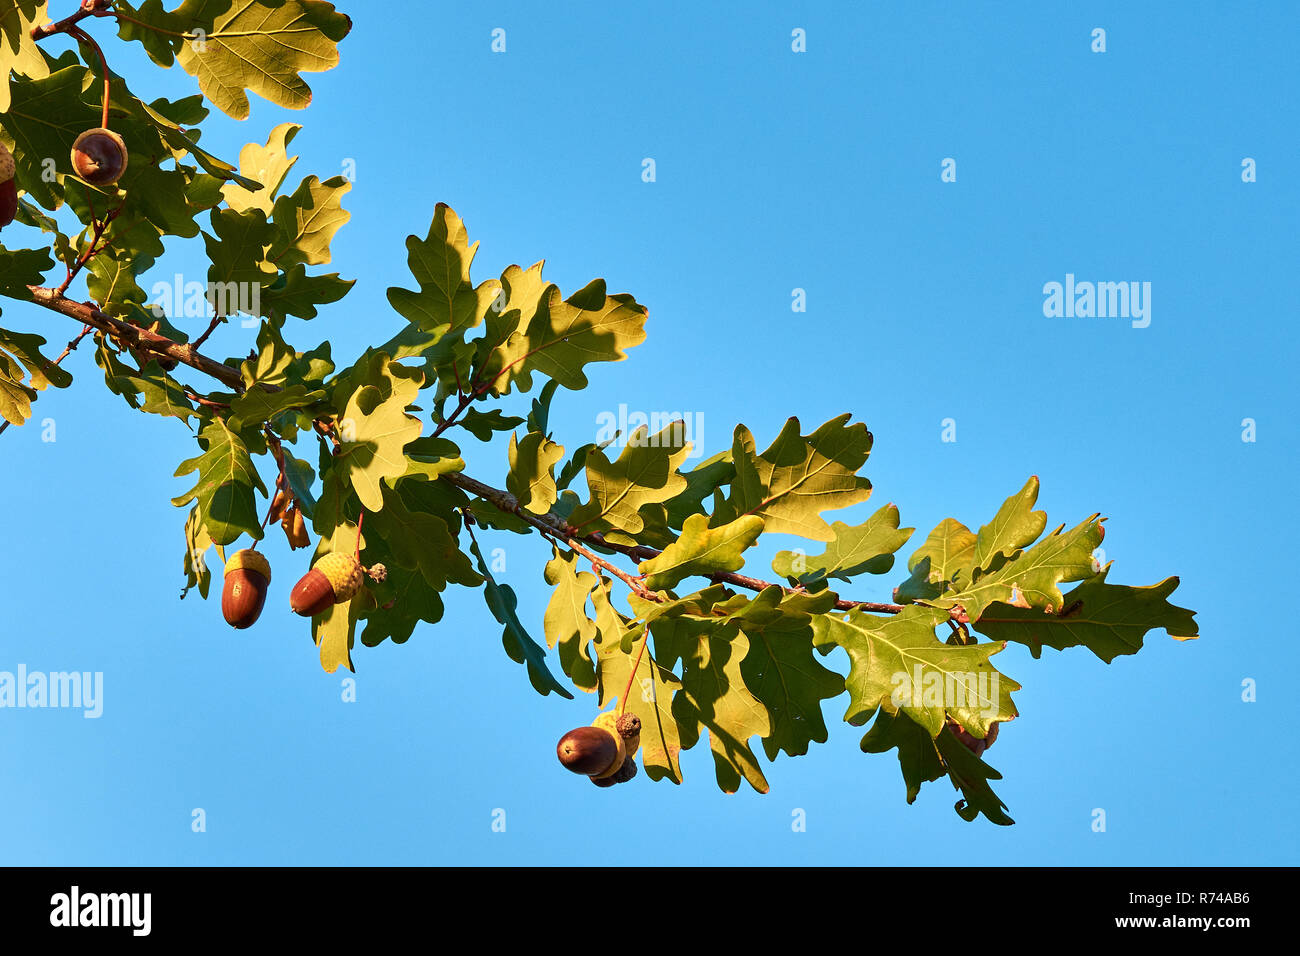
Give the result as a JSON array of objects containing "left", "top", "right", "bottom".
[
  {"left": 204, "top": 208, "right": 276, "bottom": 312},
  {"left": 0, "top": 245, "right": 51, "bottom": 297},
  {"left": 893, "top": 517, "right": 978, "bottom": 604},
  {"left": 972, "top": 476, "right": 1048, "bottom": 571},
  {"left": 282, "top": 449, "right": 318, "bottom": 518},
  {"left": 812, "top": 605, "right": 1019, "bottom": 738},
  {"left": 229, "top": 383, "right": 325, "bottom": 431},
  {"left": 0, "top": 325, "right": 73, "bottom": 425},
  {"left": 180, "top": 503, "right": 213, "bottom": 600},
  {"left": 973, "top": 566, "right": 1198, "bottom": 662},
  {"left": 466, "top": 531, "right": 571, "bottom": 699},
  {"left": 772, "top": 504, "right": 914, "bottom": 587},
  {"left": 0, "top": 1, "right": 49, "bottom": 113},
  {"left": 0, "top": 325, "right": 71, "bottom": 391},
  {"left": 719, "top": 415, "right": 873, "bottom": 541},
  {"left": 332, "top": 353, "right": 423, "bottom": 511},
  {"left": 737, "top": 596, "right": 845, "bottom": 760},
  {"left": 359, "top": 565, "right": 445, "bottom": 647},
  {"left": 940, "top": 516, "right": 1105, "bottom": 621},
  {"left": 1, "top": 66, "right": 94, "bottom": 209},
  {"left": 176, "top": 0, "right": 353, "bottom": 120},
  {"left": 121, "top": 358, "right": 199, "bottom": 423},
  {"left": 388, "top": 435, "right": 464, "bottom": 484},
  {"left": 481, "top": 277, "right": 648, "bottom": 396},
  {"left": 86, "top": 247, "right": 149, "bottom": 316},
  {"left": 935, "top": 725, "right": 1014, "bottom": 826},
  {"left": 386, "top": 204, "right": 499, "bottom": 382},
  {"left": 458, "top": 407, "right": 525, "bottom": 441},
  {"left": 131, "top": 96, "right": 260, "bottom": 189},
  {"left": 567, "top": 425, "right": 691, "bottom": 536},
  {"left": 260, "top": 264, "right": 354, "bottom": 322},
  {"left": 238, "top": 320, "right": 294, "bottom": 387},
  {"left": 267, "top": 174, "right": 351, "bottom": 269},
  {"left": 526, "top": 377, "right": 560, "bottom": 436},
  {"left": 14, "top": 200, "right": 75, "bottom": 268},
  {"left": 470, "top": 261, "right": 548, "bottom": 376},
  {"left": 639, "top": 513, "right": 765, "bottom": 592},
  {"left": 654, "top": 616, "right": 771, "bottom": 794},
  {"left": 222, "top": 122, "right": 302, "bottom": 213},
  {"left": 542, "top": 547, "right": 599, "bottom": 691},
  {"left": 111, "top": 0, "right": 205, "bottom": 68},
  {"left": 663, "top": 450, "right": 734, "bottom": 529},
  {"left": 368, "top": 480, "right": 478, "bottom": 592},
  {"left": 171, "top": 419, "right": 267, "bottom": 545},
  {"left": 309, "top": 514, "right": 362, "bottom": 673},
  {"left": 507, "top": 430, "right": 564, "bottom": 515},
  {"left": 859, "top": 707, "right": 947, "bottom": 804}
]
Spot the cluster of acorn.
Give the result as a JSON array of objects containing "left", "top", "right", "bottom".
[
  {"left": 557, "top": 712, "right": 641, "bottom": 787},
  {"left": 221, "top": 548, "right": 385, "bottom": 629}
]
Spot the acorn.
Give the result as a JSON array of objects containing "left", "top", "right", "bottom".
[
  {"left": 289, "top": 551, "right": 363, "bottom": 617},
  {"left": 0, "top": 142, "right": 16, "bottom": 229},
  {"left": 221, "top": 549, "right": 271, "bottom": 629},
  {"left": 557, "top": 725, "right": 619, "bottom": 776},
  {"left": 70, "top": 127, "right": 128, "bottom": 186},
  {"left": 947, "top": 718, "right": 1000, "bottom": 758}
]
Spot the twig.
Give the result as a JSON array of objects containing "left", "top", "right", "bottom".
[
  {"left": 30, "top": 3, "right": 99, "bottom": 41},
  {"left": 441, "top": 471, "right": 915, "bottom": 617},
  {"left": 191, "top": 314, "right": 225, "bottom": 351},
  {"left": 55, "top": 204, "right": 118, "bottom": 297}
]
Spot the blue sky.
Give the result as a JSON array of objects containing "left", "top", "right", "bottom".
[{"left": 1, "top": 1, "right": 1296, "bottom": 864}]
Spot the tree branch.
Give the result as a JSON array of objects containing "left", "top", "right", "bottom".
[
  {"left": 441, "top": 471, "right": 911, "bottom": 616},
  {"left": 25, "top": 287, "right": 246, "bottom": 391},
  {"left": 18, "top": 286, "right": 916, "bottom": 617}
]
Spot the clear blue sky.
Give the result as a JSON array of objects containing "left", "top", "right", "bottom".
[{"left": 1, "top": 0, "right": 1296, "bottom": 865}]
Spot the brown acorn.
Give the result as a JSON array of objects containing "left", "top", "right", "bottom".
[
  {"left": 289, "top": 551, "right": 363, "bottom": 617},
  {"left": 0, "top": 142, "right": 16, "bottom": 229},
  {"left": 221, "top": 549, "right": 271, "bottom": 629},
  {"left": 70, "top": 127, "right": 128, "bottom": 186},
  {"left": 556, "top": 725, "right": 619, "bottom": 776}
]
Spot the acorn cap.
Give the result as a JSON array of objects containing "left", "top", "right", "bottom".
[
  {"left": 224, "top": 548, "right": 271, "bottom": 583},
  {"left": 615, "top": 713, "right": 641, "bottom": 739},
  {"left": 590, "top": 712, "right": 627, "bottom": 779},
  {"left": 612, "top": 754, "right": 638, "bottom": 784},
  {"left": 314, "top": 551, "right": 363, "bottom": 603},
  {"left": 0, "top": 143, "right": 14, "bottom": 184}
]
